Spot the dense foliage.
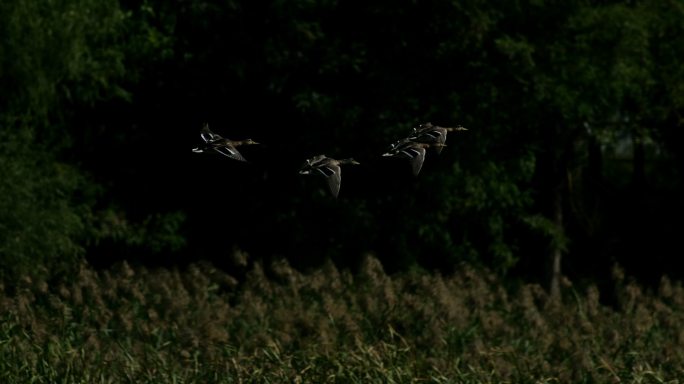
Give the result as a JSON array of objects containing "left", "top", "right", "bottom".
[
  {"left": 2, "top": 2, "right": 684, "bottom": 379},
  {"left": 1, "top": 0, "right": 683, "bottom": 286}
]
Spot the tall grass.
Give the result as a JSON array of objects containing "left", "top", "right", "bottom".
[{"left": 1, "top": 255, "right": 683, "bottom": 382}]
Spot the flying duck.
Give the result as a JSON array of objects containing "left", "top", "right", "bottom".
[
  {"left": 192, "top": 123, "right": 259, "bottom": 162},
  {"left": 408, "top": 122, "right": 467, "bottom": 154},
  {"left": 299, "top": 155, "right": 360, "bottom": 198},
  {"left": 382, "top": 141, "right": 445, "bottom": 175}
]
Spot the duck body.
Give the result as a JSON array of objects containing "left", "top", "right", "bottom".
[
  {"left": 299, "top": 155, "right": 360, "bottom": 198},
  {"left": 192, "top": 123, "right": 259, "bottom": 162}
]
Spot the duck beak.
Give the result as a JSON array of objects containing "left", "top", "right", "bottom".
[
  {"left": 299, "top": 169, "right": 310, "bottom": 175},
  {"left": 382, "top": 152, "right": 393, "bottom": 157}
]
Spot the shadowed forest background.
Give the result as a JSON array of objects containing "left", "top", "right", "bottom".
[
  {"left": 3, "top": 0, "right": 683, "bottom": 288},
  {"left": 2, "top": 0, "right": 684, "bottom": 380}
]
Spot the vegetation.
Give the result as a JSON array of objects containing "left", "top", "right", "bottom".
[
  {"left": 2, "top": 0, "right": 684, "bottom": 380},
  {"left": 2, "top": 256, "right": 683, "bottom": 382},
  {"left": 0, "top": 128, "right": 88, "bottom": 281},
  {"left": 2, "top": 0, "right": 684, "bottom": 283}
]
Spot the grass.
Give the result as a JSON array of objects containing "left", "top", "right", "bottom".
[{"left": 1, "top": 255, "right": 683, "bottom": 383}]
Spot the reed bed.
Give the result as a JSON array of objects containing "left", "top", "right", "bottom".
[{"left": 1, "top": 255, "right": 683, "bottom": 383}]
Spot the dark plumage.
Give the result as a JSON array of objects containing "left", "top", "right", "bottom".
[
  {"left": 382, "top": 141, "right": 445, "bottom": 176},
  {"left": 299, "top": 155, "right": 360, "bottom": 198},
  {"left": 409, "top": 122, "right": 467, "bottom": 154},
  {"left": 192, "top": 123, "right": 259, "bottom": 162}
]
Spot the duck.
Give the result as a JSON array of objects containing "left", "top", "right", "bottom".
[
  {"left": 409, "top": 122, "right": 467, "bottom": 154},
  {"left": 192, "top": 123, "right": 259, "bottom": 162},
  {"left": 299, "top": 155, "right": 360, "bottom": 198},
  {"left": 382, "top": 141, "right": 445, "bottom": 176}
]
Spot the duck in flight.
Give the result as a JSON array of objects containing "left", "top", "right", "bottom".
[
  {"left": 409, "top": 122, "right": 467, "bottom": 154},
  {"left": 299, "top": 155, "right": 360, "bottom": 198},
  {"left": 192, "top": 123, "right": 259, "bottom": 162},
  {"left": 382, "top": 141, "right": 446, "bottom": 176}
]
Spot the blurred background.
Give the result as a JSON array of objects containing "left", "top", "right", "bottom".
[{"left": 1, "top": 0, "right": 683, "bottom": 292}]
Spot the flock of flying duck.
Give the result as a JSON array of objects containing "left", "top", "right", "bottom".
[{"left": 192, "top": 122, "right": 467, "bottom": 198}]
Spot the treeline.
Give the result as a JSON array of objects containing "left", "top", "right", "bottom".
[{"left": 1, "top": 0, "right": 683, "bottom": 288}]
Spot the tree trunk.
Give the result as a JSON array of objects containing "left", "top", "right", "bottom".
[
  {"left": 632, "top": 131, "right": 645, "bottom": 198},
  {"left": 549, "top": 184, "right": 563, "bottom": 300},
  {"left": 545, "top": 121, "right": 570, "bottom": 301},
  {"left": 588, "top": 134, "right": 603, "bottom": 191}
]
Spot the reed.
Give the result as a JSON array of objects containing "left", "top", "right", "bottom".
[{"left": 1, "top": 256, "right": 683, "bottom": 382}]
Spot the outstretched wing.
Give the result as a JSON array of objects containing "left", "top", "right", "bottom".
[
  {"left": 410, "top": 127, "right": 447, "bottom": 154},
  {"left": 323, "top": 164, "right": 342, "bottom": 198},
  {"left": 300, "top": 154, "right": 327, "bottom": 174},
  {"left": 309, "top": 161, "right": 341, "bottom": 198},
  {"left": 387, "top": 137, "right": 412, "bottom": 152},
  {"left": 309, "top": 154, "right": 328, "bottom": 166},
  {"left": 401, "top": 146, "right": 426, "bottom": 175},
  {"left": 213, "top": 142, "right": 247, "bottom": 162},
  {"left": 200, "top": 124, "right": 221, "bottom": 142}
]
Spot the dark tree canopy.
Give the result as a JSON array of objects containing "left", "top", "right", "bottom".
[{"left": 1, "top": 0, "right": 683, "bottom": 289}]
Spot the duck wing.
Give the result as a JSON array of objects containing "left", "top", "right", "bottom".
[
  {"left": 200, "top": 124, "right": 221, "bottom": 143},
  {"left": 400, "top": 145, "right": 426, "bottom": 175},
  {"left": 300, "top": 155, "right": 328, "bottom": 174},
  {"left": 212, "top": 142, "right": 247, "bottom": 162},
  {"left": 385, "top": 142, "right": 426, "bottom": 175},
  {"left": 387, "top": 137, "right": 412, "bottom": 152},
  {"left": 410, "top": 129, "right": 444, "bottom": 142},
  {"left": 392, "top": 143, "right": 425, "bottom": 175},
  {"left": 309, "top": 154, "right": 328, "bottom": 166},
  {"left": 309, "top": 161, "right": 341, "bottom": 198},
  {"left": 322, "top": 164, "right": 342, "bottom": 198},
  {"left": 410, "top": 128, "right": 447, "bottom": 154}
]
